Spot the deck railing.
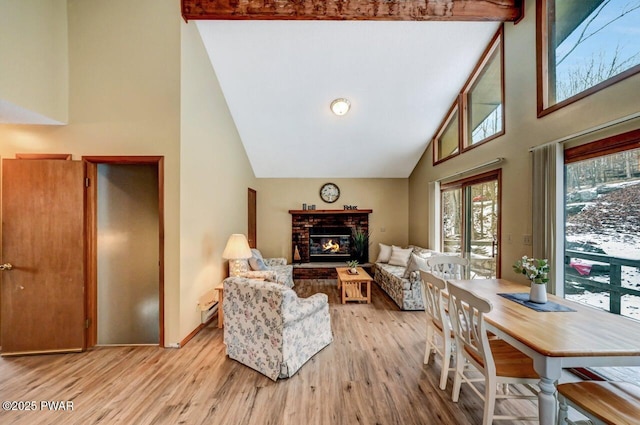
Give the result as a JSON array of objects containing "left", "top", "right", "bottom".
[
  {"left": 443, "top": 239, "right": 497, "bottom": 278},
  {"left": 565, "top": 249, "right": 640, "bottom": 315}
]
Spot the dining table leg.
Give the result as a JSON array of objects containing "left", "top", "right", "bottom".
[
  {"left": 538, "top": 377, "right": 558, "bottom": 425},
  {"left": 534, "top": 357, "right": 562, "bottom": 425}
]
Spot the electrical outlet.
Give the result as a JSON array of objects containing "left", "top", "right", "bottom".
[
  {"left": 380, "top": 227, "right": 386, "bottom": 233},
  {"left": 523, "top": 234, "right": 532, "bottom": 245},
  {"left": 507, "top": 233, "right": 512, "bottom": 244}
]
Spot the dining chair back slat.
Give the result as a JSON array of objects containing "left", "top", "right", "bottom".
[
  {"left": 447, "top": 281, "right": 493, "bottom": 375},
  {"left": 428, "top": 256, "right": 469, "bottom": 280},
  {"left": 421, "top": 270, "right": 448, "bottom": 331}
]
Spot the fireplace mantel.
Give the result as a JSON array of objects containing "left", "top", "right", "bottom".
[{"left": 288, "top": 209, "right": 372, "bottom": 215}]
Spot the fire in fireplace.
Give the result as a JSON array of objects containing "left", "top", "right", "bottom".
[
  {"left": 309, "top": 227, "right": 351, "bottom": 262},
  {"left": 322, "top": 239, "right": 341, "bottom": 253}
]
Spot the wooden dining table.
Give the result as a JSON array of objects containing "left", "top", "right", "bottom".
[{"left": 448, "top": 278, "right": 640, "bottom": 425}]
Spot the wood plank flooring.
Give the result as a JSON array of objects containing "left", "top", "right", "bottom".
[{"left": 0, "top": 280, "right": 538, "bottom": 425}]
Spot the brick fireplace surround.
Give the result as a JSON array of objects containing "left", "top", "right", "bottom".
[{"left": 289, "top": 209, "right": 372, "bottom": 279}]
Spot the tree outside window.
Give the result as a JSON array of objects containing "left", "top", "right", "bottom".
[{"left": 540, "top": 0, "right": 640, "bottom": 113}]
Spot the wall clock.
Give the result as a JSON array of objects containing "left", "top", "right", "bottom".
[{"left": 320, "top": 182, "right": 340, "bottom": 203}]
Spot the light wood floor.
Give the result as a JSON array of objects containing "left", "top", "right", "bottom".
[{"left": 0, "top": 280, "right": 539, "bottom": 425}]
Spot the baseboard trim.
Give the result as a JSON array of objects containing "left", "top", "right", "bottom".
[
  {"left": 179, "top": 314, "right": 218, "bottom": 348},
  {"left": 180, "top": 324, "right": 204, "bottom": 348}
]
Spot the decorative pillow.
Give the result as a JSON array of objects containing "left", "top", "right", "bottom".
[
  {"left": 403, "top": 253, "right": 429, "bottom": 278},
  {"left": 388, "top": 246, "right": 413, "bottom": 267},
  {"left": 251, "top": 248, "right": 264, "bottom": 260},
  {"left": 410, "top": 246, "right": 438, "bottom": 259},
  {"left": 249, "top": 256, "right": 268, "bottom": 271},
  {"left": 376, "top": 243, "right": 392, "bottom": 263}
]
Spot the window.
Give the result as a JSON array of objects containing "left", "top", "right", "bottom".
[
  {"left": 440, "top": 170, "right": 501, "bottom": 278},
  {"left": 442, "top": 187, "right": 462, "bottom": 254},
  {"left": 433, "top": 27, "right": 504, "bottom": 165},
  {"left": 465, "top": 35, "right": 504, "bottom": 147},
  {"left": 564, "top": 129, "right": 640, "bottom": 320},
  {"left": 538, "top": 0, "right": 640, "bottom": 115},
  {"left": 434, "top": 104, "right": 459, "bottom": 163}
]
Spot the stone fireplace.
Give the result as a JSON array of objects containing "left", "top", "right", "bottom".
[{"left": 290, "top": 209, "right": 371, "bottom": 264}]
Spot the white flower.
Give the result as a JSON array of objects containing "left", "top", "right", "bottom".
[{"left": 513, "top": 255, "right": 550, "bottom": 285}]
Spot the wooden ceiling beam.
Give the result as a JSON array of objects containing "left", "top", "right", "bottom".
[{"left": 181, "top": 0, "right": 522, "bottom": 22}]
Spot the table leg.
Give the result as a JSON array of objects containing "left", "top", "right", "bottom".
[
  {"left": 533, "top": 357, "right": 561, "bottom": 425},
  {"left": 538, "top": 377, "right": 557, "bottom": 425},
  {"left": 366, "top": 280, "right": 371, "bottom": 303},
  {"left": 216, "top": 286, "right": 224, "bottom": 328},
  {"left": 341, "top": 282, "right": 346, "bottom": 304}
]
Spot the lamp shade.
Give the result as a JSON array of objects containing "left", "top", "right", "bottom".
[{"left": 222, "top": 234, "right": 252, "bottom": 259}]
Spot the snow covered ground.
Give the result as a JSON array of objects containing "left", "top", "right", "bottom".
[
  {"left": 565, "top": 179, "right": 640, "bottom": 322},
  {"left": 567, "top": 291, "right": 640, "bottom": 321}
]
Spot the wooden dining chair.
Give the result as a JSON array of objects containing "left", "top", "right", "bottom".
[
  {"left": 419, "top": 270, "right": 455, "bottom": 390},
  {"left": 557, "top": 381, "right": 640, "bottom": 425},
  {"left": 428, "top": 256, "right": 469, "bottom": 279},
  {"left": 447, "top": 280, "right": 539, "bottom": 425}
]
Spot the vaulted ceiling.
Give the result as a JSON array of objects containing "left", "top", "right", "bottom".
[{"left": 186, "top": 1, "right": 518, "bottom": 178}]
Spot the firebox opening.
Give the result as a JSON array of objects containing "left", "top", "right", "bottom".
[{"left": 309, "top": 227, "right": 352, "bottom": 262}]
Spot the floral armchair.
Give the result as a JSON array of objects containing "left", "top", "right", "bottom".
[
  {"left": 223, "top": 276, "right": 333, "bottom": 381},
  {"left": 231, "top": 249, "right": 294, "bottom": 288}
]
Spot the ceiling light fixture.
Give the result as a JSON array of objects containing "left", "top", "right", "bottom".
[{"left": 330, "top": 98, "right": 351, "bottom": 116}]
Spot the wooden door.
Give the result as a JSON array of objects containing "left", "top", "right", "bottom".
[
  {"left": 1, "top": 159, "right": 85, "bottom": 355},
  {"left": 248, "top": 188, "right": 257, "bottom": 249}
]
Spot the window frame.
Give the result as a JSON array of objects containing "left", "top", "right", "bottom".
[
  {"left": 565, "top": 128, "right": 640, "bottom": 164},
  {"left": 537, "top": 0, "right": 640, "bottom": 117},
  {"left": 432, "top": 100, "right": 460, "bottom": 165},
  {"left": 432, "top": 26, "right": 505, "bottom": 166},
  {"left": 461, "top": 28, "right": 505, "bottom": 151}
]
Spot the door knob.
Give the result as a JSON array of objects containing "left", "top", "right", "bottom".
[{"left": 0, "top": 263, "right": 13, "bottom": 271}]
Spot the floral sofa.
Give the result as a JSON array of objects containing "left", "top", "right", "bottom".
[
  {"left": 374, "top": 245, "right": 439, "bottom": 310},
  {"left": 232, "top": 249, "right": 294, "bottom": 288},
  {"left": 223, "top": 276, "right": 333, "bottom": 381}
]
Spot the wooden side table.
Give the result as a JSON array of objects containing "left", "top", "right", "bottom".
[
  {"left": 215, "top": 283, "right": 224, "bottom": 328},
  {"left": 336, "top": 267, "right": 372, "bottom": 304}
]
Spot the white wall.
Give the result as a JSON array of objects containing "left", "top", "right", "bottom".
[
  {"left": 179, "top": 21, "right": 257, "bottom": 339},
  {"left": 0, "top": 0, "right": 68, "bottom": 123},
  {"left": 409, "top": 0, "right": 640, "bottom": 284}
]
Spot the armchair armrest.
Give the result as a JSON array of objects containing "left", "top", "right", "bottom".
[
  {"left": 283, "top": 293, "right": 329, "bottom": 324},
  {"left": 237, "top": 270, "right": 278, "bottom": 282},
  {"left": 264, "top": 257, "right": 287, "bottom": 267}
]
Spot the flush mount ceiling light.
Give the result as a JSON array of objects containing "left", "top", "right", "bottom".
[{"left": 330, "top": 98, "right": 351, "bottom": 116}]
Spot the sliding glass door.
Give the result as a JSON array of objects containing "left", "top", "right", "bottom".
[{"left": 441, "top": 170, "right": 501, "bottom": 278}]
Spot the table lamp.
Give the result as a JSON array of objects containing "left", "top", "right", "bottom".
[{"left": 222, "top": 234, "right": 252, "bottom": 277}]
